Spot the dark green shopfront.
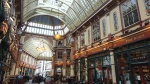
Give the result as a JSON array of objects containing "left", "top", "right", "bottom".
[{"left": 75, "top": 39, "right": 150, "bottom": 84}]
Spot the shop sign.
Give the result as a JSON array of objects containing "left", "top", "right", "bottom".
[
  {"left": 74, "top": 27, "right": 150, "bottom": 59},
  {"left": 113, "top": 29, "right": 150, "bottom": 47}
]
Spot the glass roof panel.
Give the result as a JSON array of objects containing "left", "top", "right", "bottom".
[
  {"left": 23, "top": 0, "right": 109, "bottom": 32},
  {"left": 23, "top": 15, "right": 68, "bottom": 36}
]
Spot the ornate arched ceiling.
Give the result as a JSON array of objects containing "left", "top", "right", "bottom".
[
  {"left": 23, "top": 0, "right": 107, "bottom": 34},
  {"left": 22, "top": 36, "right": 53, "bottom": 60},
  {"left": 20, "top": 0, "right": 110, "bottom": 61}
]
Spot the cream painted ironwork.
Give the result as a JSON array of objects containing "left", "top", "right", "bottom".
[{"left": 23, "top": 0, "right": 107, "bottom": 35}]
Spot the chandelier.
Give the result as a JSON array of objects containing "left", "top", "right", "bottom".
[{"left": 36, "top": 40, "right": 46, "bottom": 51}]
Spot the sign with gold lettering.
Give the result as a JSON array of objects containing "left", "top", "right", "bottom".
[
  {"left": 113, "top": 29, "right": 150, "bottom": 47},
  {"left": 74, "top": 28, "right": 150, "bottom": 59}
]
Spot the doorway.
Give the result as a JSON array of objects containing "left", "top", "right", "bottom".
[
  {"left": 132, "top": 64, "right": 150, "bottom": 84},
  {"left": 102, "top": 67, "right": 112, "bottom": 84},
  {"left": 88, "top": 68, "right": 94, "bottom": 84}
]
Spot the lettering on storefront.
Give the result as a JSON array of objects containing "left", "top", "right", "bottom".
[
  {"left": 74, "top": 29, "right": 150, "bottom": 59},
  {"left": 125, "top": 34, "right": 145, "bottom": 43}
]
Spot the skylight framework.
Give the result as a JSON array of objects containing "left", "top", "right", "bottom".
[
  {"left": 24, "top": 22, "right": 69, "bottom": 36},
  {"left": 23, "top": 0, "right": 107, "bottom": 32}
]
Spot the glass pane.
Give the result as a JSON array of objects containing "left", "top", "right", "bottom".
[{"left": 121, "top": 0, "right": 139, "bottom": 27}]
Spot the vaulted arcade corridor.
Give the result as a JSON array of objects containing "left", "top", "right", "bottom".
[{"left": 0, "top": 0, "right": 150, "bottom": 84}]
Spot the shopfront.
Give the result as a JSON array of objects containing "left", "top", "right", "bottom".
[
  {"left": 55, "top": 67, "right": 62, "bottom": 81},
  {"left": 114, "top": 39, "right": 150, "bottom": 84},
  {"left": 75, "top": 59, "right": 79, "bottom": 83},
  {"left": 88, "top": 51, "right": 112, "bottom": 84},
  {"left": 80, "top": 58, "right": 86, "bottom": 84}
]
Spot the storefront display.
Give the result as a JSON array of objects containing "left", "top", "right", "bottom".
[
  {"left": 88, "top": 59, "right": 95, "bottom": 84},
  {"left": 80, "top": 58, "right": 86, "bottom": 84},
  {"left": 115, "top": 40, "right": 150, "bottom": 84},
  {"left": 88, "top": 51, "right": 112, "bottom": 84},
  {"left": 75, "top": 60, "right": 79, "bottom": 83}
]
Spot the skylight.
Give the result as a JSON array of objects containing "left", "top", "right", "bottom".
[{"left": 24, "top": 22, "right": 69, "bottom": 36}]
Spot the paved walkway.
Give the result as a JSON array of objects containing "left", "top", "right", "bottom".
[
  {"left": 25, "top": 80, "right": 68, "bottom": 84},
  {"left": 25, "top": 80, "right": 44, "bottom": 84}
]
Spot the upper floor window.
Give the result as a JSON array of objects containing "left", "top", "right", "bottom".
[
  {"left": 102, "top": 19, "right": 106, "bottom": 36},
  {"left": 88, "top": 30, "right": 90, "bottom": 44},
  {"left": 144, "top": 0, "right": 150, "bottom": 15},
  {"left": 58, "top": 52, "right": 62, "bottom": 59},
  {"left": 92, "top": 21, "right": 100, "bottom": 42},
  {"left": 75, "top": 36, "right": 78, "bottom": 50},
  {"left": 113, "top": 12, "right": 118, "bottom": 31},
  {"left": 121, "top": 0, "right": 139, "bottom": 27},
  {"left": 81, "top": 32, "right": 85, "bottom": 47}
]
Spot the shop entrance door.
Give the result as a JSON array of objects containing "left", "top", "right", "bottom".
[
  {"left": 102, "top": 67, "right": 112, "bottom": 84},
  {"left": 88, "top": 68, "right": 95, "bottom": 84},
  {"left": 132, "top": 64, "right": 150, "bottom": 84}
]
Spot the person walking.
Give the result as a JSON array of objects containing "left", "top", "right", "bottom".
[
  {"left": 45, "top": 76, "right": 51, "bottom": 84},
  {"left": 36, "top": 74, "right": 42, "bottom": 84}
]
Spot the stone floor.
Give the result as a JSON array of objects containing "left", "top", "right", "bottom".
[
  {"left": 25, "top": 80, "right": 44, "bottom": 84},
  {"left": 25, "top": 80, "right": 69, "bottom": 84}
]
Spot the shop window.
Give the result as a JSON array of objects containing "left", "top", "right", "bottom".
[
  {"left": 81, "top": 32, "right": 85, "bottom": 47},
  {"left": 75, "top": 60, "right": 79, "bottom": 81},
  {"left": 95, "top": 58, "right": 103, "bottom": 83},
  {"left": 102, "top": 19, "right": 106, "bottom": 36},
  {"left": 144, "top": 0, "right": 150, "bottom": 15},
  {"left": 88, "top": 59, "right": 95, "bottom": 84},
  {"left": 130, "top": 48, "right": 147, "bottom": 62},
  {"left": 114, "top": 40, "right": 150, "bottom": 84},
  {"left": 113, "top": 12, "right": 118, "bottom": 31},
  {"left": 103, "top": 56, "right": 110, "bottom": 66},
  {"left": 80, "top": 59, "right": 86, "bottom": 83},
  {"left": 116, "top": 52, "right": 131, "bottom": 83},
  {"left": 58, "top": 52, "right": 62, "bottom": 59},
  {"left": 121, "top": 0, "right": 139, "bottom": 27},
  {"left": 88, "top": 59, "right": 94, "bottom": 68},
  {"left": 92, "top": 21, "right": 100, "bottom": 42}
]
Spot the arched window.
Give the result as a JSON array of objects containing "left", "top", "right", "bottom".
[
  {"left": 102, "top": 19, "right": 106, "bottom": 36},
  {"left": 92, "top": 21, "right": 100, "bottom": 42},
  {"left": 113, "top": 12, "right": 118, "bottom": 31},
  {"left": 75, "top": 36, "right": 78, "bottom": 50},
  {"left": 88, "top": 30, "right": 90, "bottom": 43},
  {"left": 81, "top": 32, "right": 85, "bottom": 47}
]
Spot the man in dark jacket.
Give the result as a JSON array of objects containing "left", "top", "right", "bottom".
[{"left": 36, "top": 74, "right": 42, "bottom": 84}]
